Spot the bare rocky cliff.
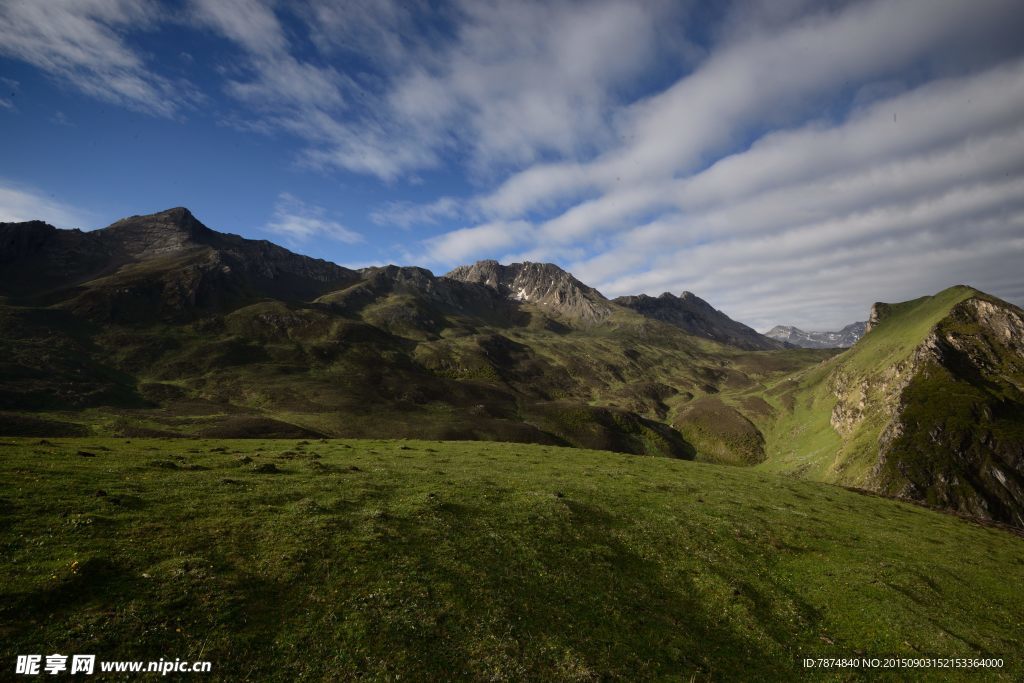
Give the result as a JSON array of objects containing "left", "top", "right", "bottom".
[
  {"left": 445, "top": 260, "right": 613, "bottom": 323},
  {"left": 825, "top": 293, "right": 1024, "bottom": 526}
]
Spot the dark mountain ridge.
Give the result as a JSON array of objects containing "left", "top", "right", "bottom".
[
  {"left": 1, "top": 208, "right": 360, "bottom": 320},
  {"left": 613, "top": 291, "right": 783, "bottom": 350}
]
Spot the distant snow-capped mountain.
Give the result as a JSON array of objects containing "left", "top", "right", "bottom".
[{"left": 764, "top": 321, "right": 866, "bottom": 348}]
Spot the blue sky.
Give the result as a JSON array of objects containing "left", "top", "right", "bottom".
[{"left": 2, "top": 0, "right": 1023, "bottom": 330}]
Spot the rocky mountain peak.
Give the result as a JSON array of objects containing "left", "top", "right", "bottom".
[
  {"left": 101, "top": 206, "right": 213, "bottom": 258},
  {"left": 445, "top": 260, "right": 612, "bottom": 322}
]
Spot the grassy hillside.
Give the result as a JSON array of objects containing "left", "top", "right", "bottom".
[
  {"left": 0, "top": 289, "right": 814, "bottom": 458},
  {"left": 2, "top": 438, "right": 1022, "bottom": 680},
  {"left": 757, "top": 286, "right": 980, "bottom": 485}
]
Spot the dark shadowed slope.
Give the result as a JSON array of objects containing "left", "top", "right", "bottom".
[{"left": 614, "top": 291, "right": 784, "bottom": 350}]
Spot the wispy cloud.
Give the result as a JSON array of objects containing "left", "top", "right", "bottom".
[
  {"left": 189, "top": 0, "right": 689, "bottom": 181},
  {"left": 370, "top": 196, "right": 464, "bottom": 229},
  {"left": 406, "top": 0, "right": 1024, "bottom": 328},
  {"left": 422, "top": 220, "right": 533, "bottom": 264},
  {"left": 0, "top": 181, "right": 92, "bottom": 228},
  {"left": 49, "top": 111, "right": 75, "bottom": 126},
  {"left": 0, "top": 0, "right": 199, "bottom": 117},
  {"left": 264, "top": 193, "right": 363, "bottom": 245}
]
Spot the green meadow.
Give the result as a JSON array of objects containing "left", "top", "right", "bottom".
[{"left": 2, "top": 438, "right": 1021, "bottom": 681}]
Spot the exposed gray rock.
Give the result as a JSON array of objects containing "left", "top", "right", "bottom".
[
  {"left": 445, "top": 259, "right": 613, "bottom": 322},
  {"left": 765, "top": 321, "right": 866, "bottom": 348}
]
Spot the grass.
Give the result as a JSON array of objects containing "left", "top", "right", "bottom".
[
  {"left": 2, "top": 438, "right": 1023, "bottom": 681},
  {"left": 755, "top": 286, "right": 983, "bottom": 486}
]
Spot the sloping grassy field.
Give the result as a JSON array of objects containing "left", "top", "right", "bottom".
[
  {"left": 756, "top": 286, "right": 980, "bottom": 485},
  {"left": 1, "top": 438, "right": 1022, "bottom": 681}
]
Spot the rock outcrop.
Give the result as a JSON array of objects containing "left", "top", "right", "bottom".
[{"left": 445, "top": 260, "right": 613, "bottom": 322}]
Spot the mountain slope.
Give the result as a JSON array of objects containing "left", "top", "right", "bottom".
[
  {"left": 445, "top": 259, "right": 613, "bottom": 323},
  {"left": 759, "top": 286, "right": 1024, "bottom": 526},
  {"left": 764, "top": 321, "right": 866, "bottom": 348},
  {"left": 613, "top": 291, "right": 783, "bottom": 350},
  {"left": 1, "top": 208, "right": 360, "bottom": 321}
]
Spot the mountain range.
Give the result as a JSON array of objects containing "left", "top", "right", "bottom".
[
  {"left": 1, "top": 208, "right": 1022, "bottom": 528},
  {"left": 764, "top": 321, "right": 866, "bottom": 348}
]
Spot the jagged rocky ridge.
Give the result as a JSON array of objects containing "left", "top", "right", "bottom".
[
  {"left": 445, "top": 259, "right": 613, "bottom": 323},
  {"left": 765, "top": 321, "right": 866, "bottom": 348}
]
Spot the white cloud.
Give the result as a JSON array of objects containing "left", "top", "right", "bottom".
[
  {"left": 478, "top": 0, "right": 1024, "bottom": 218},
  {"left": 188, "top": 0, "right": 286, "bottom": 55},
  {"left": 421, "top": 220, "right": 533, "bottom": 264},
  {"left": 50, "top": 111, "right": 75, "bottom": 126},
  {"left": 370, "top": 196, "right": 464, "bottom": 229},
  {"left": 407, "top": 0, "right": 1024, "bottom": 328},
  {"left": 0, "top": 182, "right": 92, "bottom": 229},
  {"left": 0, "top": 0, "right": 197, "bottom": 117},
  {"left": 191, "top": 0, "right": 688, "bottom": 181},
  {"left": 265, "top": 193, "right": 363, "bottom": 245}
]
